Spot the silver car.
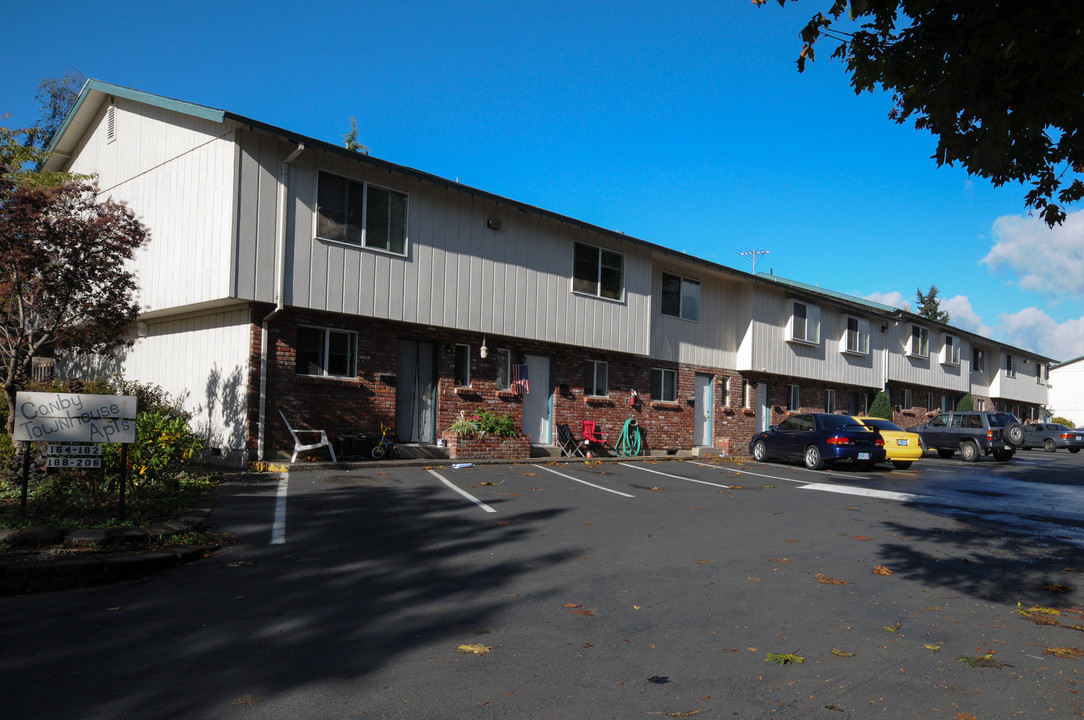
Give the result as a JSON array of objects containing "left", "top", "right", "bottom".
[{"left": 1021, "top": 423, "right": 1084, "bottom": 453}]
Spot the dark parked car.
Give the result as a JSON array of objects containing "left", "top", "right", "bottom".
[
  {"left": 1021, "top": 423, "right": 1084, "bottom": 453},
  {"left": 912, "top": 411, "right": 1024, "bottom": 462},
  {"left": 749, "top": 413, "right": 886, "bottom": 470}
]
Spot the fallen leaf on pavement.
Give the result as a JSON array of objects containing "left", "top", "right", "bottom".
[
  {"left": 815, "top": 573, "right": 848, "bottom": 585},
  {"left": 873, "top": 565, "right": 893, "bottom": 575},
  {"left": 456, "top": 643, "right": 493, "bottom": 656},
  {"left": 1043, "top": 646, "right": 1084, "bottom": 659}
]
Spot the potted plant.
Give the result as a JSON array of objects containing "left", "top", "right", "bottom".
[{"left": 442, "top": 409, "right": 529, "bottom": 459}]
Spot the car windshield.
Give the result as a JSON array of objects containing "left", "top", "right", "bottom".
[{"left": 989, "top": 413, "right": 1020, "bottom": 427}]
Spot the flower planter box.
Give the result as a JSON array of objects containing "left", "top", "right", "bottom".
[{"left": 442, "top": 433, "right": 531, "bottom": 460}]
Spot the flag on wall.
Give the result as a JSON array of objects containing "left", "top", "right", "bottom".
[{"left": 511, "top": 364, "right": 530, "bottom": 395}]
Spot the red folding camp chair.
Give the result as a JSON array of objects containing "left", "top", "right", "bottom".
[{"left": 581, "top": 420, "right": 610, "bottom": 455}]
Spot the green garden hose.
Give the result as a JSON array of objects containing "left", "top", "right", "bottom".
[{"left": 616, "top": 418, "right": 642, "bottom": 457}]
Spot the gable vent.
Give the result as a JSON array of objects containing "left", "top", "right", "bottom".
[{"left": 107, "top": 105, "right": 116, "bottom": 143}]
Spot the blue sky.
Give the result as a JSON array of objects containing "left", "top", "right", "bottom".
[{"left": 3, "top": 0, "right": 1082, "bottom": 361}]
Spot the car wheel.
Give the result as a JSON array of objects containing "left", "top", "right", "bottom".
[
  {"left": 992, "top": 449, "right": 1014, "bottom": 461},
  {"left": 937, "top": 449, "right": 955, "bottom": 459},
  {"left": 804, "top": 445, "right": 825, "bottom": 470},
  {"left": 1070, "top": 448, "right": 1081, "bottom": 454},
  {"left": 1002, "top": 422, "right": 1025, "bottom": 445},
  {"left": 960, "top": 441, "right": 979, "bottom": 462},
  {"left": 1043, "top": 439, "right": 1057, "bottom": 453},
  {"left": 752, "top": 440, "right": 768, "bottom": 462},
  {"left": 892, "top": 461, "right": 912, "bottom": 470}
]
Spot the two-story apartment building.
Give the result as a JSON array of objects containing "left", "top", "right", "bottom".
[{"left": 43, "top": 81, "right": 1050, "bottom": 463}]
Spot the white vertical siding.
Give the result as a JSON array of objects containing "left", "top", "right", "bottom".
[
  {"left": 648, "top": 258, "right": 746, "bottom": 367},
  {"left": 265, "top": 148, "right": 651, "bottom": 355},
  {"left": 743, "top": 288, "right": 882, "bottom": 387},
  {"left": 67, "top": 98, "right": 238, "bottom": 312}
]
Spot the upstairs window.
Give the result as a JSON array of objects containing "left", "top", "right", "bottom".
[
  {"left": 1037, "top": 362, "right": 1045, "bottom": 384},
  {"left": 788, "top": 300, "right": 821, "bottom": 344},
  {"left": 573, "top": 242, "right": 624, "bottom": 300},
  {"left": 1005, "top": 353, "right": 1016, "bottom": 378},
  {"left": 972, "top": 347, "right": 985, "bottom": 373},
  {"left": 661, "top": 272, "right": 700, "bottom": 321},
  {"left": 908, "top": 324, "right": 929, "bottom": 358},
  {"left": 296, "top": 325, "right": 357, "bottom": 378},
  {"left": 942, "top": 334, "right": 960, "bottom": 365},
  {"left": 841, "top": 315, "right": 869, "bottom": 355},
  {"left": 317, "top": 171, "right": 407, "bottom": 255}
]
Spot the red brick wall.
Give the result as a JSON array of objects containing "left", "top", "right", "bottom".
[{"left": 246, "top": 307, "right": 761, "bottom": 458}]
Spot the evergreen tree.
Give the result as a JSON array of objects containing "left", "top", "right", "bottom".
[
  {"left": 916, "top": 285, "right": 950, "bottom": 323},
  {"left": 956, "top": 394, "right": 974, "bottom": 411},
  {"left": 868, "top": 391, "right": 892, "bottom": 420}
]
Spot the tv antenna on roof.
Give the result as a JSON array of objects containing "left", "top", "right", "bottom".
[{"left": 735, "top": 249, "right": 770, "bottom": 274}]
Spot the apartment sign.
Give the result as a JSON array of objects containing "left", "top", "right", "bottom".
[{"left": 14, "top": 392, "right": 137, "bottom": 443}]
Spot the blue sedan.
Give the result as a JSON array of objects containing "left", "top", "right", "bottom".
[{"left": 749, "top": 413, "right": 886, "bottom": 470}]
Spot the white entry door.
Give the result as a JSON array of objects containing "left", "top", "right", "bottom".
[
  {"left": 694, "top": 373, "right": 714, "bottom": 446},
  {"left": 521, "top": 354, "right": 552, "bottom": 444}
]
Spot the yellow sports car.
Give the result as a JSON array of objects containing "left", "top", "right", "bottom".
[{"left": 850, "top": 416, "right": 923, "bottom": 469}]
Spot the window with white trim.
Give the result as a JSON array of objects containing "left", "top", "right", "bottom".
[
  {"left": 742, "top": 380, "right": 751, "bottom": 409},
  {"left": 788, "top": 384, "right": 800, "bottom": 411},
  {"left": 454, "top": 344, "right": 471, "bottom": 387},
  {"left": 661, "top": 272, "right": 700, "bottom": 321},
  {"left": 824, "top": 388, "right": 835, "bottom": 413},
  {"left": 908, "top": 324, "right": 929, "bottom": 358},
  {"left": 295, "top": 325, "right": 357, "bottom": 378},
  {"left": 1005, "top": 353, "right": 1016, "bottom": 378},
  {"left": 901, "top": 388, "right": 912, "bottom": 409},
  {"left": 788, "top": 300, "right": 821, "bottom": 344},
  {"left": 495, "top": 349, "right": 511, "bottom": 391},
  {"left": 720, "top": 376, "right": 730, "bottom": 407},
  {"left": 1037, "top": 362, "right": 1045, "bottom": 384},
  {"left": 942, "top": 333, "right": 960, "bottom": 365},
  {"left": 573, "top": 242, "right": 624, "bottom": 300},
  {"left": 316, "top": 171, "right": 408, "bottom": 254},
  {"left": 651, "top": 368, "right": 678, "bottom": 402},
  {"left": 585, "top": 360, "right": 608, "bottom": 396},
  {"left": 972, "top": 347, "right": 985, "bottom": 373},
  {"left": 841, "top": 315, "right": 870, "bottom": 355}
]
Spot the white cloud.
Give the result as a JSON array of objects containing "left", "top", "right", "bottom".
[
  {"left": 941, "top": 295, "right": 992, "bottom": 337},
  {"left": 983, "top": 209, "right": 1084, "bottom": 299},
  {"left": 864, "top": 291, "right": 911, "bottom": 311},
  {"left": 997, "top": 307, "right": 1084, "bottom": 362}
]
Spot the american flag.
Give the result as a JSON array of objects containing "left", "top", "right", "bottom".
[{"left": 511, "top": 364, "right": 530, "bottom": 395}]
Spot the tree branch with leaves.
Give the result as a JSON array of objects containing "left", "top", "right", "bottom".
[
  {"left": 1, "top": 140, "right": 149, "bottom": 438},
  {"left": 755, "top": 0, "right": 1084, "bottom": 226}
]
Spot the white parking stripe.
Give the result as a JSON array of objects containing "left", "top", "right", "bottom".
[
  {"left": 532, "top": 464, "right": 635, "bottom": 497},
  {"left": 800, "top": 483, "right": 925, "bottom": 502},
  {"left": 427, "top": 469, "right": 498, "bottom": 512},
  {"left": 687, "top": 461, "right": 809, "bottom": 484},
  {"left": 271, "top": 473, "right": 288, "bottom": 545},
  {"left": 627, "top": 463, "right": 734, "bottom": 489}
]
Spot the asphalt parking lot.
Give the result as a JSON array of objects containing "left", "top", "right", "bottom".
[{"left": 2, "top": 452, "right": 1083, "bottom": 719}]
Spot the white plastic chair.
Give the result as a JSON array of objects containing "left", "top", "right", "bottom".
[{"left": 278, "top": 410, "right": 337, "bottom": 463}]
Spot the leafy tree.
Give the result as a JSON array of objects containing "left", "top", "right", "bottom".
[
  {"left": 26, "top": 70, "right": 85, "bottom": 150},
  {"left": 0, "top": 167, "right": 149, "bottom": 439},
  {"left": 915, "top": 285, "right": 949, "bottom": 323},
  {"left": 868, "top": 390, "right": 892, "bottom": 420},
  {"left": 755, "top": 1, "right": 1084, "bottom": 227},
  {"left": 956, "top": 393, "right": 974, "bottom": 412}
]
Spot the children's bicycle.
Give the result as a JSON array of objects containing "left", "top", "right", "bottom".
[{"left": 370, "top": 422, "right": 400, "bottom": 460}]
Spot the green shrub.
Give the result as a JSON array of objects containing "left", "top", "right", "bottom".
[
  {"left": 1051, "top": 416, "right": 1075, "bottom": 427},
  {"left": 868, "top": 391, "right": 893, "bottom": 420},
  {"left": 450, "top": 408, "right": 520, "bottom": 437},
  {"left": 956, "top": 393, "right": 974, "bottom": 411}
]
